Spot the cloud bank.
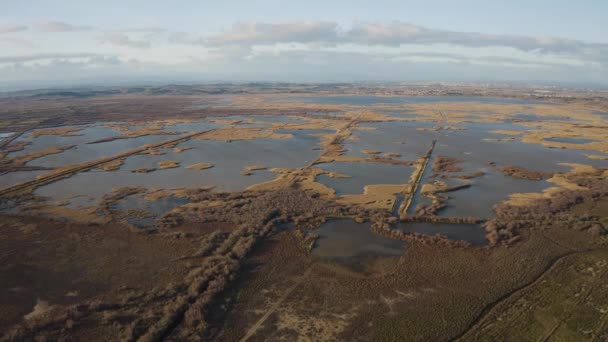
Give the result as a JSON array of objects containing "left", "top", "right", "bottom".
[
  {"left": 201, "top": 21, "right": 608, "bottom": 61},
  {"left": 0, "top": 20, "right": 607, "bottom": 87},
  {"left": 0, "top": 25, "right": 28, "bottom": 34}
]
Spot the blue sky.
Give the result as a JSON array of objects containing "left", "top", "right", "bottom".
[{"left": 1, "top": 1, "right": 608, "bottom": 88}]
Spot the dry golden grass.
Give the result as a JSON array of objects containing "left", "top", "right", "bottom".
[{"left": 186, "top": 162, "right": 214, "bottom": 170}]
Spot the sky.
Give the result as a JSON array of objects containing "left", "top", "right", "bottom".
[{"left": 1, "top": 0, "right": 608, "bottom": 89}]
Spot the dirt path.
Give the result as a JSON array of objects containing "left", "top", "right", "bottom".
[
  {"left": 238, "top": 265, "right": 314, "bottom": 342},
  {"left": 399, "top": 139, "right": 436, "bottom": 216},
  {"left": 398, "top": 108, "right": 445, "bottom": 216},
  {"left": 307, "top": 116, "right": 359, "bottom": 168}
]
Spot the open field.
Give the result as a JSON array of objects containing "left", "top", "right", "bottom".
[{"left": 0, "top": 84, "right": 607, "bottom": 340}]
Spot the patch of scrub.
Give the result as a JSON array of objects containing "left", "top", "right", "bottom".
[
  {"left": 275, "top": 128, "right": 335, "bottom": 135},
  {"left": 312, "top": 219, "right": 405, "bottom": 259},
  {"left": 316, "top": 162, "right": 414, "bottom": 195},
  {"left": 189, "top": 96, "right": 232, "bottom": 108},
  {"left": 113, "top": 194, "right": 190, "bottom": 227},
  {"left": 205, "top": 115, "right": 308, "bottom": 128},
  {"left": 379, "top": 110, "right": 423, "bottom": 119},
  {"left": 396, "top": 222, "right": 486, "bottom": 246},
  {"left": 236, "top": 114, "right": 309, "bottom": 124}
]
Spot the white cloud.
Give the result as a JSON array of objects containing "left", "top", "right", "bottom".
[
  {"left": 205, "top": 21, "right": 339, "bottom": 46},
  {"left": 36, "top": 21, "right": 93, "bottom": 32},
  {"left": 0, "top": 53, "right": 106, "bottom": 64},
  {"left": 98, "top": 32, "right": 151, "bottom": 49},
  {"left": 1, "top": 20, "right": 607, "bottom": 87},
  {"left": 0, "top": 24, "right": 28, "bottom": 34},
  {"left": 200, "top": 21, "right": 608, "bottom": 64},
  {"left": 0, "top": 37, "right": 35, "bottom": 48}
]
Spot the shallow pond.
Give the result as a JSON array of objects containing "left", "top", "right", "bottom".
[
  {"left": 438, "top": 172, "right": 551, "bottom": 218},
  {"left": 344, "top": 121, "right": 437, "bottom": 161},
  {"left": 404, "top": 123, "right": 601, "bottom": 218},
  {"left": 163, "top": 121, "right": 221, "bottom": 132},
  {"left": 436, "top": 129, "right": 606, "bottom": 173},
  {"left": 544, "top": 137, "right": 597, "bottom": 145},
  {"left": 316, "top": 162, "right": 414, "bottom": 195},
  {"left": 459, "top": 121, "right": 532, "bottom": 132},
  {"left": 0, "top": 132, "right": 14, "bottom": 141},
  {"left": 513, "top": 113, "right": 569, "bottom": 121},
  {"left": 35, "top": 166, "right": 274, "bottom": 208},
  {"left": 113, "top": 194, "right": 190, "bottom": 227},
  {"left": 9, "top": 124, "right": 122, "bottom": 158},
  {"left": 35, "top": 128, "right": 326, "bottom": 205},
  {"left": 27, "top": 134, "right": 184, "bottom": 168},
  {"left": 396, "top": 222, "right": 486, "bottom": 246},
  {"left": 0, "top": 170, "right": 47, "bottom": 188},
  {"left": 312, "top": 219, "right": 405, "bottom": 259}
]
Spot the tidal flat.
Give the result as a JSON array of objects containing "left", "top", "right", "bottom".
[{"left": 0, "top": 86, "right": 607, "bottom": 341}]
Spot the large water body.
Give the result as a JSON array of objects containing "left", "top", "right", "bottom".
[
  {"left": 279, "top": 96, "right": 552, "bottom": 105},
  {"left": 8, "top": 124, "right": 122, "bottom": 158},
  {"left": 11, "top": 120, "right": 224, "bottom": 168},
  {"left": 27, "top": 134, "right": 184, "bottom": 169},
  {"left": 344, "top": 121, "right": 437, "bottom": 161},
  {"left": 8, "top": 106, "right": 606, "bottom": 223},
  {"left": 35, "top": 128, "right": 326, "bottom": 206},
  {"left": 312, "top": 219, "right": 486, "bottom": 262},
  {"left": 0, "top": 170, "right": 47, "bottom": 188},
  {"left": 411, "top": 121, "right": 607, "bottom": 218}
]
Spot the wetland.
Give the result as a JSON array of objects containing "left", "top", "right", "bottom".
[{"left": 0, "top": 84, "right": 607, "bottom": 341}]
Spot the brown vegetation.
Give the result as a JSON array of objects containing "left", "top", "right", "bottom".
[
  {"left": 1, "top": 87, "right": 607, "bottom": 341},
  {"left": 157, "top": 160, "right": 179, "bottom": 169},
  {"left": 432, "top": 156, "right": 462, "bottom": 173},
  {"left": 186, "top": 163, "right": 214, "bottom": 170},
  {"left": 499, "top": 165, "right": 552, "bottom": 181}
]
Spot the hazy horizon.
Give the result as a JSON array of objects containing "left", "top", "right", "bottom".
[{"left": 2, "top": 1, "right": 608, "bottom": 89}]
